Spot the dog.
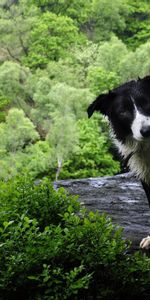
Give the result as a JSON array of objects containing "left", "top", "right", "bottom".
[{"left": 87, "top": 76, "right": 150, "bottom": 250}]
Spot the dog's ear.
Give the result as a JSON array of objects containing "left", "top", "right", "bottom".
[{"left": 87, "top": 91, "right": 116, "bottom": 118}]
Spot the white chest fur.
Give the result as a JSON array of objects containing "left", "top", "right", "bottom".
[{"left": 113, "top": 135, "right": 150, "bottom": 184}]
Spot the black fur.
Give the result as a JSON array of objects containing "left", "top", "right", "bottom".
[
  {"left": 141, "top": 181, "right": 150, "bottom": 207},
  {"left": 88, "top": 77, "right": 150, "bottom": 142},
  {"left": 87, "top": 76, "right": 150, "bottom": 206}
]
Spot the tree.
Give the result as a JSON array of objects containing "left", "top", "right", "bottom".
[
  {"left": 0, "top": 61, "right": 34, "bottom": 123},
  {"left": 71, "top": 41, "right": 100, "bottom": 78},
  {"left": 0, "top": 140, "right": 53, "bottom": 180},
  {"left": 118, "top": 41, "right": 150, "bottom": 81},
  {"left": 87, "top": 66, "right": 121, "bottom": 95},
  {"left": 0, "top": 108, "right": 39, "bottom": 152},
  {"left": 46, "top": 60, "right": 85, "bottom": 88},
  {"left": 23, "top": 141, "right": 53, "bottom": 178},
  {"left": 0, "top": 0, "right": 39, "bottom": 62},
  {"left": 60, "top": 117, "right": 120, "bottom": 179},
  {"left": 85, "top": 0, "right": 129, "bottom": 42},
  {"left": 0, "top": 61, "right": 29, "bottom": 105},
  {"left": 29, "top": 75, "right": 52, "bottom": 135},
  {"left": 24, "top": 12, "right": 85, "bottom": 68},
  {"left": 47, "top": 112, "right": 79, "bottom": 180},
  {"left": 71, "top": 37, "right": 128, "bottom": 82},
  {"left": 45, "top": 83, "right": 94, "bottom": 120},
  {"left": 31, "top": 0, "right": 91, "bottom": 26},
  {"left": 30, "top": 81, "right": 94, "bottom": 135},
  {"left": 0, "top": 0, "right": 142, "bottom": 183},
  {"left": 0, "top": 93, "right": 10, "bottom": 122},
  {"left": 121, "top": 0, "right": 150, "bottom": 48},
  {"left": 0, "top": 108, "right": 42, "bottom": 179},
  {"left": 93, "top": 36, "right": 128, "bottom": 73}
]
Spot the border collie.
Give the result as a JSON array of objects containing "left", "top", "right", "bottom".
[{"left": 87, "top": 76, "right": 150, "bottom": 250}]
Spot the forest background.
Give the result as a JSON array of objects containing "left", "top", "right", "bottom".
[{"left": 0, "top": 0, "right": 150, "bottom": 181}]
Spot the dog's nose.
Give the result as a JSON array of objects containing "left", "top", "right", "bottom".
[{"left": 140, "top": 126, "right": 150, "bottom": 138}]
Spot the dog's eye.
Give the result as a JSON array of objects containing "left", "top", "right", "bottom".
[
  {"left": 118, "top": 111, "right": 133, "bottom": 123},
  {"left": 119, "top": 112, "right": 129, "bottom": 118}
]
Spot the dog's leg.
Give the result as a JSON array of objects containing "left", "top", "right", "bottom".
[
  {"left": 140, "top": 181, "right": 150, "bottom": 250},
  {"left": 141, "top": 181, "right": 150, "bottom": 206}
]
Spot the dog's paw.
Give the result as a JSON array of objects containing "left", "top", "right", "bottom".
[{"left": 140, "top": 236, "right": 150, "bottom": 250}]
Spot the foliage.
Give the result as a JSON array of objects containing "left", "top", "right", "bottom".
[
  {"left": 60, "top": 117, "right": 120, "bottom": 179},
  {"left": 24, "top": 12, "right": 84, "bottom": 68},
  {"left": 0, "top": 108, "right": 39, "bottom": 152},
  {"left": 0, "top": 3, "right": 149, "bottom": 298},
  {"left": 0, "top": 108, "right": 40, "bottom": 179},
  {"left": 122, "top": 0, "right": 150, "bottom": 48},
  {"left": 47, "top": 112, "right": 79, "bottom": 180},
  {"left": 0, "top": 108, "right": 120, "bottom": 181},
  {"left": 119, "top": 41, "right": 150, "bottom": 81},
  {"left": 87, "top": 66, "right": 121, "bottom": 95},
  {"left": 0, "top": 93, "right": 10, "bottom": 122},
  {"left": 88, "top": 0, "right": 129, "bottom": 42},
  {"left": 0, "top": 61, "right": 29, "bottom": 106},
  {"left": 31, "top": 0, "right": 92, "bottom": 26},
  {"left": 46, "top": 60, "right": 85, "bottom": 88},
  {"left": 0, "top": 0, "right": 39, "bottom": 62},
  {"left": 0, "top": 0, "right": 150, "bottom": 179},
  {"left": 0, "top": 177, "right": 149, "bottom": 299},
  {"left": 0, "top": 141, "right": 53, "bottom": 180},
  {"left": 93, "top": 35, "right": 128, "bottom": 73},
  {"left": 30, "top": 81, "right": 93, "bottom": 128},
  {"left": 0, "top": 176, "right": 80, "bottom": 228}
]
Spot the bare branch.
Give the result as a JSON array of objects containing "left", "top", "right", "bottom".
[{"left": 6, "top": 47, "right": 21, "bottom": 62}]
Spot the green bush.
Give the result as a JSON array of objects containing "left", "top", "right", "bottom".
[
  {"left": 60, "top": 117, "right": 120, "bottom": 179},
  {"left": 0, "top": 176, "right": 80, "bottom": 229},
  {"left": 0, "top": 177, "right": 149, "bottom": 299}
]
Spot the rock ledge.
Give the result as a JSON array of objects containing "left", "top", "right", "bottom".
[{"left": 56, "top": 173, "right": 150, "bottom": 250}]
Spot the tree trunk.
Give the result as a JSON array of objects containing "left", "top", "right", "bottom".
[{"left": 55, "top": 158, "right": 62, "bottom": 181}]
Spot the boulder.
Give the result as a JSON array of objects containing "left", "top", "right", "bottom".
[{"left": 56, "top": 172, "right": 150, "bottom": 251}]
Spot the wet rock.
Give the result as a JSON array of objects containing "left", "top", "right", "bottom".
[{"left": 55, "top": 172, "right": 150, "bottom": 251}]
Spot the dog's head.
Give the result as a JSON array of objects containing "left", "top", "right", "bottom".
[{"left": 87, "top": 76, "right": 150, "bottom": 142}]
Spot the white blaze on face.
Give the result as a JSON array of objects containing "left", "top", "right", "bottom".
[{"left": 131, "top": 105, "right": 150, "bottom": 141}]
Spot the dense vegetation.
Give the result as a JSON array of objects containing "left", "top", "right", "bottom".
[
  {"left": 0, "top": 177, "right": 149, "bottom": 300},
  {"left": 0, "top": 1, "right": 150, "bottom": 299},
  {"left": 0, "top": 0, "right": 150, "bottom": 180}
]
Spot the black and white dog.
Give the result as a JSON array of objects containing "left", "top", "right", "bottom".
[{"left": 87, "top": 76, "right": 150, "bottom": 250}]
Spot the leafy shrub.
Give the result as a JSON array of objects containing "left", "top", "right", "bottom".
[
  {"left": 0, "top": 177, "right": 149, "bottom": 299},
  {"left": 60, "top": 117, "right": 120, "bottom": 179},
  {"left": 0, "top": 176, "right": 80, "bottom": 229},
  {"left": 87, "top": 66, "right": 121, "bottom": 95}
]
